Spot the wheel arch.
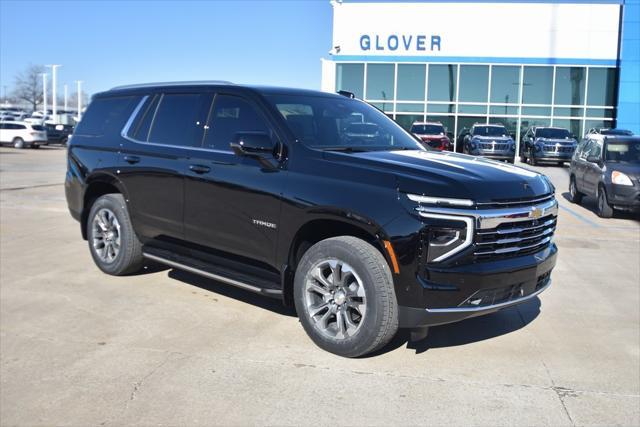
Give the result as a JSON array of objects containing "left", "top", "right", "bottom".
[
  {"left": 81, "top": 174, "right": 128, "bottom": 240},
  {"left": 282, "top": 216, "right": 394, "bottom": 306}
]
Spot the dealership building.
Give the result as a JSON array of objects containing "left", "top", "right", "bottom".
[{"left": 321, "top": 0, "right": 640, "bottom": 151}]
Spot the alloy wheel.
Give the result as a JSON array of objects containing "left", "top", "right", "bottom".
[
  {"left": 303, "top": 259, "right": 366, "bottom": 340},
  {"left": 91, "top": 208, "right": 121, "bottom": 263}
]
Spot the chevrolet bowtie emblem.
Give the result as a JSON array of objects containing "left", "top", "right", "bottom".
[{"left": 530, "top": 207, "right": 543, "bottom": 219}]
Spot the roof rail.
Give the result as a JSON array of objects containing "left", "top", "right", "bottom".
[{"left": 110, "top": 80, "right": 234, "bottom": 90}]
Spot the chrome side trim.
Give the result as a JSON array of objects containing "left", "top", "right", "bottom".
[
  {"left": 142, "top": 252, "right": 282, "bottom": 295},
  {"left": 419, "top": 213, "right": 474, "bottom": 262},
  {"left": 426, "top": 278, "right": 551, "bottom": 314},
  {"left": 120, "top": 95, "right": 149, "bottom": 142},
  {"left": 416, "top": 198, "right": 558, "bottom": 230}
]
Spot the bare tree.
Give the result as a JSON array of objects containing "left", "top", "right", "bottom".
[{"left": 12, "top": 64, "right": 45, "bottom": 111}]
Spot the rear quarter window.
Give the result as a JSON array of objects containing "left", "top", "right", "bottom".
[
  {"left": 74, "top": 95, "right": 142, "bottom": 137},
  {"left": 31, "top": 125, "right": 45, "bottom": 131}
]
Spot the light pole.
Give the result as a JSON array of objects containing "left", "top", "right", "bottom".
[
  {"left": 46, "top": 64, "right": 61, "bottom": 120},
  {"left": 64, "top": 84, "right": 68, "bottom": 111},
  {"left": 75, "top": 80, "right": 83, "bottom": 121},
  {"left": 40, "top": 73, "right": 48, "bottom": 117}
]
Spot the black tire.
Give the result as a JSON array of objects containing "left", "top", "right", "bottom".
[
  {"left": 32, "top": 144, "right": 40, "bottom": 149},
  {"left": 520, "top": 147, "right": 527, "bottom": 163},
  {"left": 13, "top": 137, "right": 24, "bottom": 149},
  {"left": 87, "top": 193, "right": 144, "bottom": 275},
  {"left": 568, "top": 176, "right": 583, "bottom": 204},
  {"left": 294, "top": 236, "right": 398, "bottom": 358},
  {"left": 557, "top": 161, "right": 564, "bottom": 166},
  {"left": 597, "top": 186, "right": 614, "bottom": 218}
]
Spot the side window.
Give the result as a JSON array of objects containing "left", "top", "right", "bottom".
[
  {"left": 0, "top": 123, "right": 5, "bottom": 130},
  {"left": 147, "top": 93, "right": 204, "bottom": 147},
  {"left": 16, "top": 124, "right": 26, "bottom": 130},
  {"left": 203, "top": 94, "right": 271, "bottom": 151},
  {"left": 132, "top": 95, "right": 160, "bottom": 142},
  {"left": 75, "top": 96, "right": 141, "bottom": 137},
  {"left": 579, "top": 140, "right": 593, "bottom": 160},
  {"left": 589, "top": 141, "right": 603, "bottom": 159}
]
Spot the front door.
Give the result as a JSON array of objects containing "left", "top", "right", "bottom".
[
  {"left": 583, "top": 140, "right": 604, "bottom": 196},
  {"left": 183, "top": 93, "right": 287, "bottom": 268}
]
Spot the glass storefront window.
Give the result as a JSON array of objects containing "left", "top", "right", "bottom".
[
  {"left": 553, "top": 107, "right": 584, "bottom": 117},
  {"left": 587, "top": 68, "right": 617, "bottom": 106},
  {"left": 520, "top": 117, "right": 550, "bottom": 136},
  {"left": 397, "top": 64, "right": 426, "bottom": 101},
  {"left": 553, "top": 119, "right": 582, "bottom": 138},
  {"left": 366, "top": 64, "right": 394, "bottom": 101},
  {"left": 554, "top": 67, "right": 585, "bottom": 106},
  {"left": 584, "top": 119, "right": 615, "bottom": 134},
  {"left": 396, "top": 103, "right": 424, "bottom": 113},
  {"left": 522, "top": 106, "right": 552, "bottom": 116},
  {"left": 459, "top": 65, "right": 489, "bottom": 102},
  {"left": 428, "top": 64, "right": 457, "bottom": 102},
  {"left": 523, "top": 66, "right": 553, "bottom": 105},
  {"left": 369, "top": 102, "right": 394, "bottom": 113},
  {"left": 427, "top": 103, "right": 455, "bottom": 113},
  {"left": 395, "top": 114, "right": 423, "bottom": 131},
  {"left": 426, "top": 115, "right": 455, "bottom": 140},
  {"left": 586, "top": 108, "right": 615, "bottom": 118},
  {"left": 490, "top": 106, "right": 519, "bottom": 115},
  {"left": 336, "top": 63, "right": 364, "bottom": 99},
  {"left": 458, "top": 104, "right": 487, "bottom": 114},
  {"left": 490, "top": 66, "right": 520, "bottom": 104}
]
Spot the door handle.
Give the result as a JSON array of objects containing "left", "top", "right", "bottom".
[
  {"left": 124, "top": 155, "right": 140, "bottom": 164},
  {"left": 189, "top": 164, "right": 211, "bottom": 174}
]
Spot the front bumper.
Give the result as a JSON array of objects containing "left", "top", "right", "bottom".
[
  {"left": 606, "top": 183, "right": 640, "bottom": 210},
  {"left": 470, "top": 149, "right": 515, "bottom": 160},
  {"left": 532, "top": 150, "right": 574, "bottom": 161}
]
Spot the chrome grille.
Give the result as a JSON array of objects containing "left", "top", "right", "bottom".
[
  {"left": 543, "top": 145, "right": 574, "bottom": 153},
  {"left": 474, "top": 215, "right": 557, "bottom": 260}
]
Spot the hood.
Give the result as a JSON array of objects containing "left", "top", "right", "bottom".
[
  {"left": 323, "top": 149, "right": 553, "bottom": 202},
  {"left": 605, "top": 162, "right": 640, "bottom": 178}
]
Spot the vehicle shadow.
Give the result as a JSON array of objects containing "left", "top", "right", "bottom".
[
  {"left": 365, "top": 297, "right": 541, "bottom": 357},
  {"left": 167, "top": 268, "right": 297, "bottom": 317},
  {"left": 560, "top": 191, "right": 640, "bottom": 221}
]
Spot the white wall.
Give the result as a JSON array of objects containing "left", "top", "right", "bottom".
[{"left": 332, "top": 1, "right": 620, "bottom": 61}]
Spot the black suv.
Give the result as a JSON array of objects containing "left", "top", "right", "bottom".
[
  {"left": 45, "top": 123, "right": 74, "bottom": 145},
  {"left": 569, "top": 135, "right": 640, "bottom": 217},
  {"left": 521, "top": 126, "right": 577, "bottom": 166},
  {"left": 462, "top": 124, "right": 516, "bottom": 162},
  {"left": 65, "top": 82, "right": 558, "bottom": 357}
]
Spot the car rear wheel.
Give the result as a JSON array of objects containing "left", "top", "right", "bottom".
[
  {"left": 597, "top": 186, "right": 614, "bottom": 218},
  {"left": 87, "top": 193, "right": 144, "bottom": 275},
  {"left": 294, "top": 236, "right": 398, "bottom": 358},
  {"left": 13, "top": 138, "right": 24, "bottom": 149},
  {"left": 569, "top": 176, "right": 583, "bottom": 204}
]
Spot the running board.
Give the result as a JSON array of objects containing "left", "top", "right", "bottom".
[{"left": 143, "top": 252, "right": 282, "bottom": 297}]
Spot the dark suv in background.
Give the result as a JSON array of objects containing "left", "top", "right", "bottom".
[
  {"left": 462, "top": 124, "right": 516, "bottom": 162},
  {"left": 65, "top": 82, "right": 558, "bottom": 357},
  {"left": 569, "top": 135, "right": 640, "bottom": 217},
  {"left": 521, "top": 126, "right": 577, "bottom": 166}
]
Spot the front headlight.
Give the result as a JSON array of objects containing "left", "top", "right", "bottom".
[{"left": 612, "top": 171, "right": 633, "bottom": 186}]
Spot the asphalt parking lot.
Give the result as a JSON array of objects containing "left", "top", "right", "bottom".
[{"left": 1, "top": 146, "right": 638, "bottom": 426}]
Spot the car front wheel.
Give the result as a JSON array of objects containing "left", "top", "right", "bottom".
[
  {"left": 87, "top": 193, "right": 144, "bottom": 275},
  {"left": 294, "top": 236, "right": 398, "bottom": 358},
  {"left": 569, "top": 176, "right": 583, "bottom": 204},
  {"left": 597, "top": 186, "right": 614, "bottom": 218}
]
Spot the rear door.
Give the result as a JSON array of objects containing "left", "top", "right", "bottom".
[
  {"left": 119, "top": 92, "right": 211, "bottom": 241},
  {"left": 183, "top": 92, "right": 287, "bottom": 267}
]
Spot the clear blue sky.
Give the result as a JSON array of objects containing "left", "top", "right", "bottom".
[{"left": 0, "top": 0, "right": 333, "bottom": 97}]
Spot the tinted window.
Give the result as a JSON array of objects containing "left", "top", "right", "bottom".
[
  {"left": 535, "top": 128, "right": 571, "bottom": 139},
  {"left": 366, "top": 64, "right": 394, "bottom": 100},
  {"left": 204, "top": 95, "right": 271, "bottom": 151},
  {"left": 472, "top": 126, "right": 507, "bottom": 137},
  {"left": 148, "top": 94, "right": 203, "bottom": 146},
  {"left": 14, "top": 124, "right": 26, "bottom": 130},
  {"left": 428, "top": 64, "right": 457, "bottom": 102},
  {"left": 397, "top": 64, "right": 425, "bottom": 101},
  {"left": 554, "top": 67, "right": 585, "bottom": 105},
  {"left": 490, "top": 66, "right": 520, "bottom": 104},
  {"left": 75, "top": 96, "right": 141, "bottom": 137},
  {"left": 523, "top": 66, "right": 553, "bottom": 104},
  {"left": 605, "top": 140, "right": 640, "bottom": 162},
  {"left": 31, "top": 125, "right": 45, "bottom": 131},
  {"left": 459, "top": 65, "right": 488, "bottom": 102},
  {"left": 133, "top": 95, "right": 160, "bottom": 141},
  {"left": 411, "top": 124, "right": 444, "bottom": 135},
  {"left": 587, "top": 68, "right": 617, "bottom": 106}
]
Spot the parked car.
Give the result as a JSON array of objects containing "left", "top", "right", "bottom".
[
  {"left": 521, "top": 126, "right": 577, "bottom": 166},
  {"left": 569, "top": 135, "right": 640, "bottom": 217},
  {"left": 585, "top": 128, "right": 634, "bottom": 138},
  {"left": 0, "top": 121, "right": 48, "bottom": 148},
  {"left": 65, "top": 82, "right": 558, "bottom": 357},
  {"left": 462, "top": 124, "right": 516, "bottom": 162},
  {"left": 45, "top": 123, "right": 74, "bottom": 145},
  {"left": 410, "top": 121, "right": 452, "bottom": 151}
]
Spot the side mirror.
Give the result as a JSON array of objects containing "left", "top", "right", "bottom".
[
  {"left": 230, "top": 132, "right": 273, "bottom": 157},
  {"left": 586, "top": 155, "right": 600, "bottom": 163}
]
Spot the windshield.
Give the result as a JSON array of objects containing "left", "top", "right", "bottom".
[
  {"left": 600, "top": 129, "right": 633, "bottom": 136},
  {"left": 267, "top": 94, "right": 424, "bottom": 151},
  {"left": 411, "top": 124, "right": 444, "bottom": 135},
  {"left": 605, "top": 140, "right": 640, "bottom": 163},
  {"left": 536, "top": 128, "right": 571, "bottom": 139},
  {"left": 473, "top": 126, "right": 507, "bottom": 137}
]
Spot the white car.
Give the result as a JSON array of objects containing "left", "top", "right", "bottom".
[{"left": 0, "top": 121, "right": 48, "bottom": 148}]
